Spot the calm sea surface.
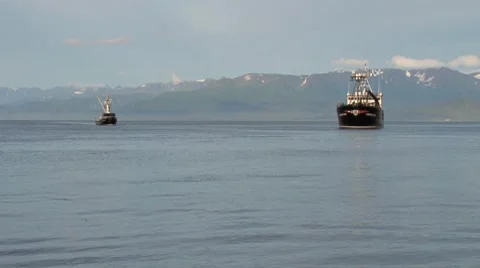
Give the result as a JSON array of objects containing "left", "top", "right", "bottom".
[{"left": 1, "top": 120, "right": 480, "bottom": 267}]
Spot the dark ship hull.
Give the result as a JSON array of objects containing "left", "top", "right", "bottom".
[
  {"left": 95, "top": 113, "right": 117, "bottom": 125},
  {"left": 337, "top": 104, "right": 384, "bottom": 129}
]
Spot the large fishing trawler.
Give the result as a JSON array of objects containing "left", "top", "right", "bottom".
[{"left": 336, "top": 64, "right": 384, "bottom": 129}]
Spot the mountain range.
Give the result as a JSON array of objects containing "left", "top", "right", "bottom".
[{"left": 1, "top": 67, "right": 480, "bottom": 121}]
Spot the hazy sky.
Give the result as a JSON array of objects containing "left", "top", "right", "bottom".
[{"left": 1, "top": 0, "right": 479, "bottom": 88}]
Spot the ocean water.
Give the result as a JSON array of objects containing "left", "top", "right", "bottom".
[{"left": 1, "top": 120, "right": 480, "bottom": 267}]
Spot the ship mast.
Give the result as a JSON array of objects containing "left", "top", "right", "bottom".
[
  {"left": 104, "top": 96, "right": 112, "bottom": 114},
  {"left": 351, "top": 63, "right": 373, "bottom": 95},
  {"left": 346, "top": 63, "right": 382, "bottom": 107}
]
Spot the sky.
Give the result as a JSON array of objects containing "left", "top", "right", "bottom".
[{"left": 1, "top": 0, "right": 480, "bottom": 88}]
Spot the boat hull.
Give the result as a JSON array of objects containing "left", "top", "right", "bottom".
[
  {"left": 336, "top": 104, "right": 384, "bottom": 129},
  {"left": 95, "top": 114, "right": 117, "bottom": 125}
]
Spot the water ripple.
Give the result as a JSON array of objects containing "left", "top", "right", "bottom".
[{"left": 2, "top": 121, "right": 480, "bottom": 267}]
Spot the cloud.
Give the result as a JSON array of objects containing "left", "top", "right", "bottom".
[
  {"left": 448, "top": 55, "right": 480, "bottom": 68},
  {"left": 390, "top": 56, "right": 446, "bottom": 69},
  {"left": 391, "top": 55, "right": 480, "bottom": 69},
  {"left": 63, "top": 38, "right": 82, "bottom": 46},
  {"left": 9, "top": 0, "right": 143, "bottom": 18},
  {"left": 332, "top": 58, "right": 368, "bottom": 67},
  {"left": 63, "top": 37, "right": 132, "bottom": 46},
  {"left": 92, "top": 37, "right": 132, "bottom": 45},
  {"left": 171, "top": 72, "right": 182, "bottom": 85}
]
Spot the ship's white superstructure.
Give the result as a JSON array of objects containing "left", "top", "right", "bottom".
[{"left": 346, "top": 64, "right": 383, "bottom": 108}]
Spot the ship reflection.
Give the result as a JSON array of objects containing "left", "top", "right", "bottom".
[{"left": 340, "top": 130, "right": 383, "bottom": 223}]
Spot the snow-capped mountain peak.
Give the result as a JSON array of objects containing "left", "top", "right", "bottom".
[{"left": 403, "top": 70, "right": 435, "bottom": 87}]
